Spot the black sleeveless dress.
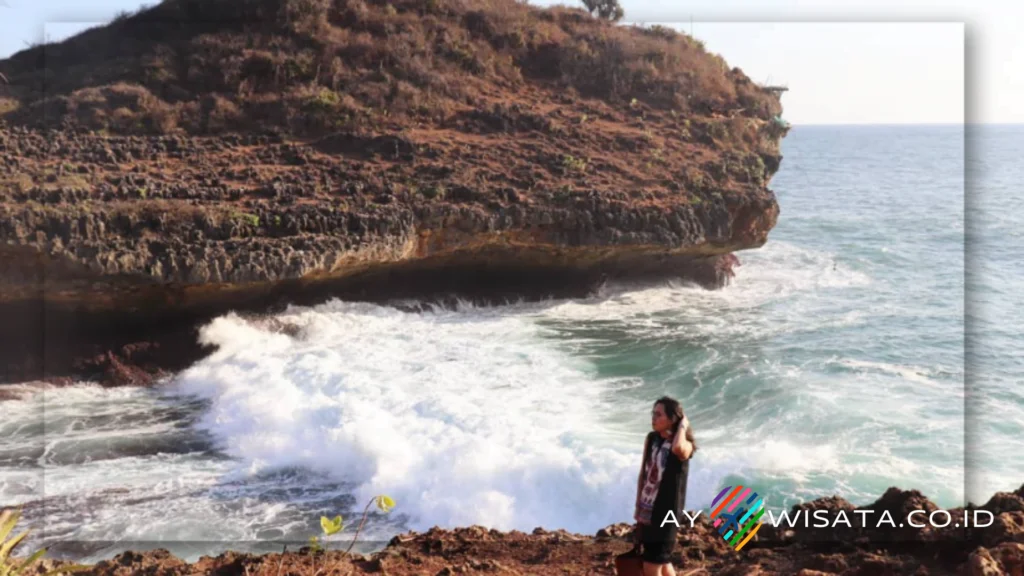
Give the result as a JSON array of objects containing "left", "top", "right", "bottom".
[{"left": 640, "top": 431, "right": 690, "bottom": 564}]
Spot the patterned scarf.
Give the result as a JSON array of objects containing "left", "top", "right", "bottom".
[{"left": 634, "top": 435, "right": 671, "bottom": 525}]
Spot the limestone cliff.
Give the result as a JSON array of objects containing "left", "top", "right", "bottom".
[{"left": 0, "top": 0, "right": 788, "bottom": 384}]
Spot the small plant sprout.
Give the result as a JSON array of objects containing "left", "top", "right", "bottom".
[
  {"left": 306, "top": 534, "right": 324, "bottom": 575},
  {"left": 1, "top": 509, "right": 89, "bottom": 576},
  {"left": 344, "top": 495, "right": 396, "bottom": 555},
  {"left": 307, "top": 535, "right": 322, "bottom": 553},
  {"left": 308, "top": 496, "right": 396, "bottom": 574}
]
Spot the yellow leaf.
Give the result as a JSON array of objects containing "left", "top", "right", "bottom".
[
  {"left": 0, "top": 509, "right": 22, "bottom": 544},
  {"left": 320, "top": 515, "right": 343, "bottom": 536},
  {"left": 38, "top": 564, "right": 91, "bottom": 576},
  {"left": 0, "top": 530, "right": 29, "bottom": 562},
  {"left": 375, "top": 495, "right": 396, "bottom": 513}
]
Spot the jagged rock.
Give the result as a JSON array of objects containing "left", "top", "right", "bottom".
[
  {"left": 966, "top": 547, "right": 1005, "bottom": 576},
  {"left": 990, "top": 543, "right": 1024, "bottom": 574},
  {"left": 980, "top": 513, "right": 1024, "bottom": 548}
]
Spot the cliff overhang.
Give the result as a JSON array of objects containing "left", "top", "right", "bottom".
[{"left": 0, "top": 0, "right": 788, "bottom": 384}]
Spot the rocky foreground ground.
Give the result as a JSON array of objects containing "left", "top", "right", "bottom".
[{"left": 13, "top": 483, "right": 1024, "bottom": 576}]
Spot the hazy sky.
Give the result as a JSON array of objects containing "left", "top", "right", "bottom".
[{"left": 0, "top": 0, "right": 1010, "bottom": 124}]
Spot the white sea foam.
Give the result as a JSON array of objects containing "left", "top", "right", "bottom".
[
  {"left": 0, "top": 239, "right": 968, "bottom": 555},
  {"left": 0, "top": 241, "right": 890, "bottom": 555},
  {"left": 169, "top": 303, "right": 643, "bottom": 533},
  {"left": 834, "top": 359, "right": 949, "bottom": 388},
  {"left": 539, "top": 240, "right": 872, "bottom": 345}
]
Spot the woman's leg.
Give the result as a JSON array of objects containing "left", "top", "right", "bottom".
[
  {"left": 642, "top": 561, "right": 677, "bottom": 576},
  {"left": 642, "top": 524, "right": 678, "bottom": 575}
]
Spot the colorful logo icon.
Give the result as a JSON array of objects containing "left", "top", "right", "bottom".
[{"left": 710, "top": 485, "right": 765, "bottom": 551}]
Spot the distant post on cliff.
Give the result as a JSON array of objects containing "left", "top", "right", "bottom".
[{"left": 581, "top": 0, "right": 625, "bottom": 21}]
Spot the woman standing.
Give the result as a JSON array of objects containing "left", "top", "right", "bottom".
[{"left": 633, "top": 396, "right": 696, "bottom": 576}]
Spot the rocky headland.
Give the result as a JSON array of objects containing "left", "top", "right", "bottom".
[
  {"left": 0, "top": 4, "right": 1012, "bottom": 576},
  {"left": 0, "top": 0, "right": 786, "bottom": 386}
]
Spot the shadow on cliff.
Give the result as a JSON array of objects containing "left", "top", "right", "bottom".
[{"left": 0, "top": 253, "right": 738, "bottom": 387}]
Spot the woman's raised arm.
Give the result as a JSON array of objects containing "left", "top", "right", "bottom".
[{"left": 671, "top": 416, "right": 694, "bottom": 460}]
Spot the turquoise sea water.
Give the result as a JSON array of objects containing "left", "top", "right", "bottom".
[
  {"left": 1, "top": 125, "right": 1018, "bottom": 563},
  {"left": 966, "top": 125, "right": 1024, "bottom": 500}
]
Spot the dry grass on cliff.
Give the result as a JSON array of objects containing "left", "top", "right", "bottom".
[{"left": 0, "top": 0, "right": 779, "bottom": 136}]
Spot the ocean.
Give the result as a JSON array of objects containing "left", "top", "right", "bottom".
[{"left": 2, "top": 124, "right": 1018, "bottom": 563}]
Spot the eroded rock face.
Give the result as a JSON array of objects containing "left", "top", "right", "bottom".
[
  {"left": 0, "top": 0, "right": 786, "bottom": 384},
  {"left": 0, "top": 117, "right": 780, "bottom": 385},
  {"left": 0, "top": 126, "right": 777, "bottom": 301}
]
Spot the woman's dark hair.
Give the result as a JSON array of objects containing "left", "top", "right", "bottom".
[{"left": 655, "top": 395, "right": 697, "bottom": 454}]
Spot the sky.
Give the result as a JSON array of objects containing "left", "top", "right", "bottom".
[{"left": 0, "top": 0, "right": 1013, "bottom": 124}]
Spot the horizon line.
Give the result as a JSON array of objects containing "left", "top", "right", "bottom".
[{"left": 788, "top": 122, "right": 1015, "bottom": 126}]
